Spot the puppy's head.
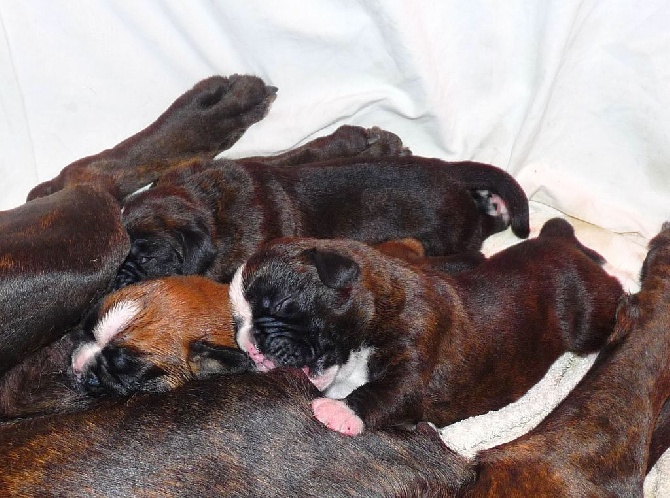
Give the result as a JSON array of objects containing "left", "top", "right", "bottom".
[
  {"left": 230, "top": 238, "right": 402, "bottom": 391},
  {"left": 114, "top": 187, "right": 216, "bottom": 288},
  {"left": 71, "top": 276, "right": 252, "bottom": 396}
]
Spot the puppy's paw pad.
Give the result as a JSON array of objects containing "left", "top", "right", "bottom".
[
  {"left": 474, "top": 190, "right": 510, "bottom": 224},
  {"left": 311, "top": 397, "right": 364, "bottom": 436}
]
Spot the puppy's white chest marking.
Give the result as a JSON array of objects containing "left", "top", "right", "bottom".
[
  {"left": 323, "top": 347, "right": 373, "bottom": 399},
  {"left": 229, "top": 264, "right": 254, "bottom": 352}
]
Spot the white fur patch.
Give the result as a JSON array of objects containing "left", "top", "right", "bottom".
[
  {"left": 308, "top": 364, "right": 340, "bottom": 391},
  {"left": 324, "top": 347, "right": 373, "bottom": 399},
  {"left": 71, "top": 342, "right": 102, "bottom": 375},
  {"left": 229, "top": 264, "right": 254, "bottom": 353},
  {"left": 121, "top": 182, "right": 154, "bottom": 213},
  {"left": 92, "top": 300, "right": 141, "bottom": 346}
]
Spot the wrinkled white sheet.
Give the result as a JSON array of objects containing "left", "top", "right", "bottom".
[{"left": 1, "top": 0, "right": 668, "bottom": 493}]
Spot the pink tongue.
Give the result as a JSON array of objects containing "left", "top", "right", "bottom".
[
  {"left": 248, "top": 343, "right": 276, "bottom": 371},
  {"left": 302, "top": 366, "right": 310, "bottom": 375}
]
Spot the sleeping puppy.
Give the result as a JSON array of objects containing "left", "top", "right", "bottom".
[
  {"left": 116, "top": 155, "right": 529, "bottom": 286},
  {"left": 467, "top": 221, "right": 670, "bottom": 496},
  {"left": 70, "top": 239, "right": 471, "bottom": 398},
  {"left": 0, "top": 185, "right": 129, "bottom": 376},
  {"left": 69, "top": 275, "right": 252, "bottom": 396},
  {"left": 27, "top": 75, "right": 278, "bottom": 202},
  {"left": 230, "top": 218, "right": 622, "bottom": 435}
]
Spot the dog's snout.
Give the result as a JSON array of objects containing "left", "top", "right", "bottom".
[{"left": 75, "top": 367, "right": 106, "bottom": 396}]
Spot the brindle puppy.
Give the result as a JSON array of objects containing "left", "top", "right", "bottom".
[
  {"left": 116, "top": 155, "right": 529, "bottom": 287},
  {"left": 230, "top": 218, "right": 622, "bottom": 435},
  {"left": 466, "top": 221, "right": 670, "bottom": 496}
]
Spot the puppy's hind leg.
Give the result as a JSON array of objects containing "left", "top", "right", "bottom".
[
  {"left": 238, "top": 125, "right": 411, "bottom": 167},
  {"left": 28, "top": 75, "right": 277, "bottom": 202}
]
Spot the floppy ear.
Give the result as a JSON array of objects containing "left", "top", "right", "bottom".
[
  {"left": 304, "top": 248, "right": 360, "bottom": 289},
  {"left": 187, "top": 340, "right": 255, "bottom": 379},
  {"left": 179, "top": 223, "right": 217, "bottom": 275}
]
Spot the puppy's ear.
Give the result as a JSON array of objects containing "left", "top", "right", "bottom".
[
  {"left": 304, "top": 248, "right": 360, "bottom": 289},
  {"left": 179, "top": 224, "right": 216, "bottom": 275},
  {"left": 187, "top": 341, "right": 255, "bottom": 379}
]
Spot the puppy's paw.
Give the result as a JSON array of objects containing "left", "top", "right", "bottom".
[
  {"left": 311, "top": 397, "right": 364, "bottom": 436},
  {"left": 160, "top": 75, "right": 277, "bottom": 156},
  {"left": 362, "top": 126, "right": 412, "bottom": 157}
]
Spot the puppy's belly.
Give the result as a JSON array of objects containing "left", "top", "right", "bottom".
[{"left": 322, "top": 347, "right": 373, "bottom": 399}]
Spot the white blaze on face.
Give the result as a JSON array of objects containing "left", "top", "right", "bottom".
[
  {"left": 321, "top": 347, "right": 373, "bottom": 399},
  {"left": 229, "top": 264, "right": 254, "bottom": 353},
  {"left": 92, "top": 300, "right": 141, "bottom": 346},
  {"left": 70, "top": 299, "right": 141, "bottom": 375}
]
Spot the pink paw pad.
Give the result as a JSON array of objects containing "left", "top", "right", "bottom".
[
  {"left": 311, "top": 397, "right": 364, "bottom": 436},
  {"left": 489, "top": 193, "right": 510, "bottom": 224}
]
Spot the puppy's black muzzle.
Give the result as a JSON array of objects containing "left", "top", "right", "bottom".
[
  {"left": 74, "top": 346, "right": 166, "bottom": 397},
  {"left": 253, "top": 316, "right": 315, "bottom": 369}
]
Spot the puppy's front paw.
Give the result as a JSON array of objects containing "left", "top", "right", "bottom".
[{"left": 311, "top": 397, "right": 364, "bottom": 436}]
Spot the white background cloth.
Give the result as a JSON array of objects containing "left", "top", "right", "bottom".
[
  {"left": 1, "top": 1, "right": 668, "bottom": 236},
  {"left": 1, "top": 1, "right": 669, "bottom": 493}
]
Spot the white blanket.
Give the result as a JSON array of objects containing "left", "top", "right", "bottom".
[{"left": 1, "top": 1, "right": 668, "bottom": 492}]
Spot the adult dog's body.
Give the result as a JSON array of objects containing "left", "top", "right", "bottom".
[
  {"left": 231, "top": 218, "right": 622, "bottom": 435},
  {"left": 0, "top": 369, "right": 474, "bottom": 498},
  {"left": 0, "top": 185, "right": 129, "bottom": 376},
  {"left": 117, "top": 155, "right": 529, "bottom": 286}
]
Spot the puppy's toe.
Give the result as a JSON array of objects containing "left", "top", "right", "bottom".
[
  {"left": 362, "top": 127, "right": 412, "bottom": 157},
  {"left": 311, "top": 397, "right": 364, "bottom": 436}
]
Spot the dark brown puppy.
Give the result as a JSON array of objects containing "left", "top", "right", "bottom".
[
  {"left": 466, "top": 221, "right": 670, "bottom": 496},
  {"left": 117, "top": 155, "right": 529, "bottom": 287},
  {"left": 0, "top": 369, "right": 474, "bottom": 498},
  {"left": 27, "top": 75, "right": 278, "bottom": 202},
  {"left": 70, "top": 275, "right": 252, "bottom": 396},
  {"left": 230, "top": 218, "right": 622, "bottom": 435},
  {"left": 0, "top": 185, "right": 129, "bottom": 376}
]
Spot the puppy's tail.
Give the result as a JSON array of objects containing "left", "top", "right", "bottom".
[
  {"left": 539, "top": 217, "right": 606, "bottom": 265},
  {"left": 434, "top": 160, "right": 530, "bottom": 239}
]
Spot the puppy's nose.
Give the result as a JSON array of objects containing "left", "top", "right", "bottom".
[{"left": 82, "top": 370, "right": 102, "bottom": 392}]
